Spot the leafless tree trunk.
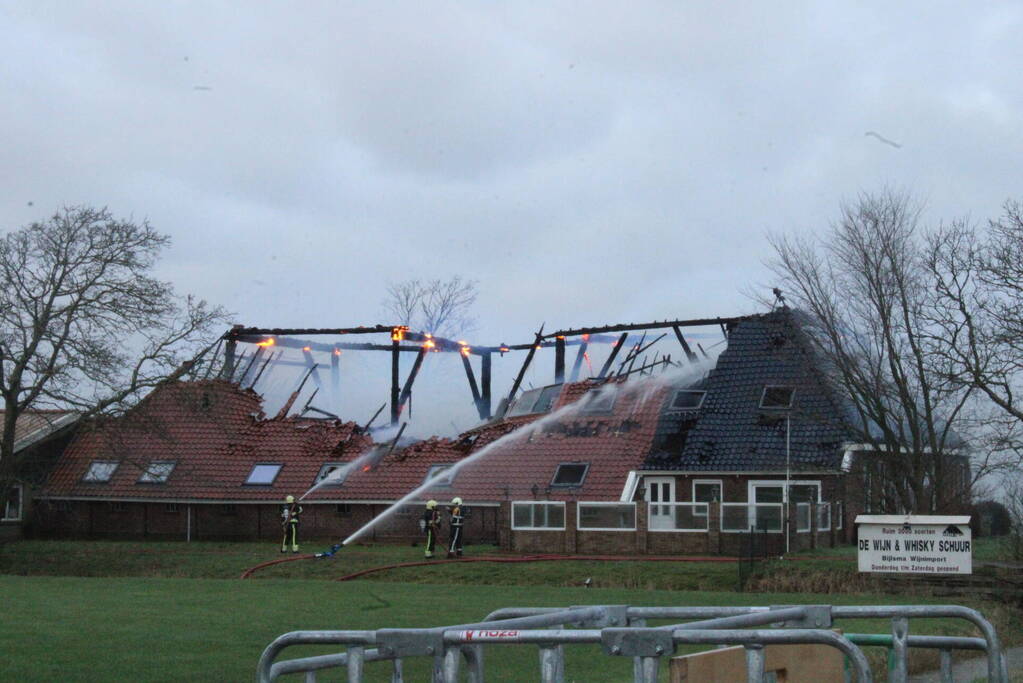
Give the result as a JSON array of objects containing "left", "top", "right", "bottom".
[
  {"left": 382, "top": 276, "right": 478, "bottom": 338},
  {"left": 768, "top": 189, "right": 977, "bottom": 513},
  {"left": 0, "top": 206, "right": 228, "bottom": 508}
]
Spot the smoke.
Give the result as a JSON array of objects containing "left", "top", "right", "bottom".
[{"left": 341, "top": 357, "right": 715, "bottom": 545}]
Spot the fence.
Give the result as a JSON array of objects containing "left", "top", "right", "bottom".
[
  {"left": 256, "top": 603, "right": 1009, "bottom": 682},
  {"left": 738, "top": 524, "right": 773, "bottom": 591}
]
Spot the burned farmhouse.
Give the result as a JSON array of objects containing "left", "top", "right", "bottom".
[{"left": 31, "top": 308, "right": 970, "bottom": 554}]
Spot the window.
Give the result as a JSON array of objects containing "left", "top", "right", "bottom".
[
  {"left": 83, "top": 461, "right": 119, "bottom": 483},
  {"left": 336, "top": 503, "right": 352, "bottom": 516},
  {"left": 109, "top": 501, "right": 127, "bottom": 512},
  {"left": 221, "top": 504, "right": 238, "bottom": 516},
  {"left": 551, "top": 463, "right": 589, "bottom": 488},
  {"left": 245, "top": 463, "right": 282, "bottom": 485},
  {"left": 138, "top": 461, "right": 175, "bottom": 484},
  {"left": 760, "top": 386, "right": 794, "bottom": 409},
  {"left": 316, "top": 463, "right": 348, "bottom": 486},
  {"left": 423, "top": 464, "right": 455, "bottom": 487},
  {"left": 789, "top": 483, "right": 821, "bottom": 504},
  {"left": 3, "top": 485, "right": 23, "bottom": 521},
  {"left": 692, "top": 480, "right": 722, "bottom": 512},
  {"left": 164, "top": 503, "right": 179, "bottom": 513},
  {"left": 506, "top": 384, "right": 563, "bottom": 417},
  {"left": 580, "top": 388, "right": 617, "bottom": 414},
  {"left": 671, "top": 390, "right": 706, "bottom": 410},
  {"left": 511, "top": 502, "right": 566, "bottom": 530},
  {"left": 577, "top": 503, "right": 635, "bottom": 531},
  {"left": 836, "top": 502, "right": 844, "bottom": 529}
]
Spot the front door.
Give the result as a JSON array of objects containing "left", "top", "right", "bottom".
[{"left": 645, "top": 477, "right": 675, "bottom": 530}]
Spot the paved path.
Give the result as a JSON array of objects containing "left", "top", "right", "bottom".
[{"left": 909, "top": 645, "right": 1023, "bottom": 682}]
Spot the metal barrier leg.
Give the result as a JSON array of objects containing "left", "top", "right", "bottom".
[
  {"left": 461, "top": 644, "right": 484, "bottom": 683},
  {"left": 441, "top": 647, "right": 461, "bottom": 683},
  {"left": 891, "top": 617, "right": 908, "bottom": 683},
  {"left": 304, "top": 671, "right": 316, "bottom": 683},
  {"left": 629, "top": 616, "right": 647, "bottom": 682},
  {"left": 744, "top": 644, "right": 765, "bottom": 683},
  {"left": 391, "top": 658, "right": 404, "bottom": 683},
  {"left": 939, "top": 649, "right": 952, "bottom": 683},
  {"left": 637, "top": 656, "right": 659, "bottom": 683},
  {"left": 538, "top": 645, "right": 566, "bottom": 683},
  {"left": 347, "top": 646, "right": 365, "bottom": 683},
  {"left": 431, "top": 653, "right": 445, "bottom": 683}
]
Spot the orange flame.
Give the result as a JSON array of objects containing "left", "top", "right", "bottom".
[
  {"left": 302, "top": 346, "right": 311, "bottom": 352},
  {"left": 256, "top": 337, "right": 276, "bottom": 348},
  {"left": 333, "top": 349, "right": 341, "bottom": 356},
  {"left": 499, "top": 346, "right": 510, "bottom": 353},
  {"left": 582, "top": 334, "right": 590, "bottom": 342},
  {"left": 460, "top": 345, "right": 471, "bottom": 357},
  {"left": 391, "top": 326, "right": 408, "bottom": 341},
  {"left": 424, "top": 339, "right": 436, "bottom": 350}
]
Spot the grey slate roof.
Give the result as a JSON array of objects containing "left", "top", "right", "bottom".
[{"left": 643, "top": 308, "right": 855, "bottom": 472}]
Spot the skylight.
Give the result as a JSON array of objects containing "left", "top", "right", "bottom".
[
  {"left": 315, "top": 463, "right": 348, "bottom": 486},
  {"left": 551, "top": 463, "right": 589, "bottom": 488},
  {"left": 82, "top": 460, "right": 119, "bottom": 483},
  {"left": 760, "top": 386, "right": 794, "bottom": 409},
  {"left": 244, "top": 463, "right": 282, "bottom": 485},
  {"left": 424, "top": 464, "right": 455, "bottom": 486},
  {"left": 581, "top": 389, "right": 617, "bottom": 414},
  {"left": 671, "top": 390, "right": 706, "bottom": 410},
  {"left": 137, "top": 461, "right": 176, "bottom": 484},
  {"left": 507, "top": 384, "right": 563, "bottom": 417}
]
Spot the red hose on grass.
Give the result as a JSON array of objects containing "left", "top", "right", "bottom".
[
  {"left": 240, "top": 552, "right": 832, "bottom": 580},
  {"left": 239, "top": 553, "right": 315, "bottom": 579}
]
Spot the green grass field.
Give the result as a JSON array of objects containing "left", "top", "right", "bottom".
[{"left": 0, "top": 539, "right": 1018, "bottom": 681}]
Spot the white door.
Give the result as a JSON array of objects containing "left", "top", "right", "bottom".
[{"left": 645, "top": 477, "right": 675, "bottom": 530}]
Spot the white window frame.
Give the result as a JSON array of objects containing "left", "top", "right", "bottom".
[
  {"left": 836, "top": 501, "right": 844, "bottom": 529},
  {"left": 577, "top": 502, "right": 636, "bottom": 532},
  {"left": 691, "top": 479, "right": 723, "bottom": 516},
  {"left": 2, "top": 483, "right": 23, "bottom": 521},
  {"left": 511, "top": 501, "right": 566, "bottom": 531},
  {"left": 244, "top": 463, "right": 282, "bottom": 486},
  {"left": 670, "top": 390, "right": 707, "bottom": 411},
  {"left": 746, "top": 479, "right": 822, "bottom": 504},
  {"left": 817, "top": 502, "right": 831, "bottom": 531},
  {"left": 720, "top": 502, "right": 784, "bottom": 533},
  {"left": 423, "top": 464, "right": 455, "bottom": 486},
  {"left": 646, "top": 502, "right": 710, "bottom": 533}
]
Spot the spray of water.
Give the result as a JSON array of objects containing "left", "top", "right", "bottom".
[
  {"left": 341, "top": 361, "right": 712, "bottom": 545},
  {"left": 298, "top": 445, "right": 381, "bottom": 502}
]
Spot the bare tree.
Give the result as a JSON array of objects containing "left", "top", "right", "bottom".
[
  {"left": 0, "top": 206, "right": 228, "bottom": 507},
  {"left": 768, "top": 189, "right": 977, "bottom": 513},
  {"left": 925, "top": 201, "right": 1023, "bottom": 440},
  {"left": 382, "top": 276, "right": 478, "bottom": 338}
]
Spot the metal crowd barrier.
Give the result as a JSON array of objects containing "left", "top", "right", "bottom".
[{"left": 256, "top": 603, "right": 1008, "bottom": 682}]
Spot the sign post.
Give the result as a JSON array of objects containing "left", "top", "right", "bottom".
[{"left": 855, "top": 515, "right": 972, "bottom": 575}]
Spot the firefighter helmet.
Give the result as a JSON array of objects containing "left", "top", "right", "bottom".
[
  {"left": 285, "top": 495, "right": 295, "bottom": 504},
  {"left": 426, "top": 500, "right": 437, "bottom": 509},
  {"left": 451, "top": 497, "right": 463, "bottom": 506}
]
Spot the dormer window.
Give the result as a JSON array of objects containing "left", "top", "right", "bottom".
[
  {"left": 138, "top": 461, "right": 176, "bottom": 484},
  {"left": 760, "top": 386, "right": 794, "bottom": 409},
  {"left": 83, "top": 460, "right": 119, "bottom": 483},
  {"left": 551, "top": 462, "right": 589, "bottom": 488},
  {"left": 244, "top": 463, "right": 282, "bottom": 485},
  {"left": 671, "top": 390, "right": 706, "bottom": 411}
]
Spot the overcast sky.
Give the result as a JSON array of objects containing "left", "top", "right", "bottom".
[{"left": 4, "top": 2, "right": 1022, "bottom": 432}]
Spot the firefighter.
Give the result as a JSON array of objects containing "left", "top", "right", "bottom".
[
  {"left": 421, "top": 499, "right": 441, "bottom": 559},
  {"left": 281, "top": 494, "right": 302, "bottom": 554},
  {"left": 447, "top": 497, "right": 465, "bottom": 559}
]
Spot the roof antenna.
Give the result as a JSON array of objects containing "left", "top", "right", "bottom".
[{"left": 772, "top": 287, "right": 786, "bottom": 311}]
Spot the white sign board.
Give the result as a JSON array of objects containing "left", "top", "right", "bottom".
[{"left": 855, "top": 515, "right": 972, "bottom": 575}]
